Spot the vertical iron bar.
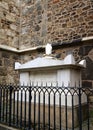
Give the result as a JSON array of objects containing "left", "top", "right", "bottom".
[
  {"left": 5, "top": 89, "right": 8, "bottom": 123},
  {"left": 48, "top": 92, "right": 50, "bottom": 130},
  {"left": 9, "top": 86, "right": 12, "bottom": 126},
  {"left": 34, "top": 91, "right": 36, "bottom": 130},
  {"left": 20, "top": 88, "right": 22, "bottom": 128},
  {"left": 13, "top": 89, "right": 15, "bottom": 125},
  {"left": 38, "top": 91, "right": 40, "bottom": 130},
  {"left": 2, "top": 88, "right": 5, "bottom": 122},
  {"left": 24, "top": 89, "right": 26, "bottom": 129},
  {"left": 59, "top": 93, "right": 61, "bottom": 130},
  {"left": 16, "top": 88, "right": 19, "bottom": 127},
  {"left": 87, "top": 95, "right": 90, "bottom": 130},
  {"left": 43, "top": 91, "right": 45, "bottom": 130},
  {"left": 72, "top": 95, "right": 74, "bottom": 130},
  {"left": 54, "top": 93, "right": 56, "bottom": 130},
  {"left": 0, "top": 87, "right": 2, "bottom": 122},
  {"left": 78, "top": 88, "right": 82, "bottom": 130},
  {"left": 65, "top": 94, "right": 68, "bottom": 130},
  {"left": 28, "top": 86, "right": 31, "bottom": 130}
]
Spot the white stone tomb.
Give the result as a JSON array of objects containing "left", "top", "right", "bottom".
[
  {"left": 15, "top": 44, "right": 86, "bottom": 106},
  {"left": 15, "top": 54, "right": 86, "bottom": 87}
]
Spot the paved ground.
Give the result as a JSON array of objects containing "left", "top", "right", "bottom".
[{"left": 0, "top": 124, "right": 20, "bottom": 130}]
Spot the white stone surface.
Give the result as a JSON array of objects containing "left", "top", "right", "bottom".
[
  {"left": 15, "top": 57, "right": 64, "bottom": 70},
  {"left": 15, "top": 54, "right": 85, "bottom": 70},
  {"left": 82, "top": 36, "right": 93, "bottom": 41},
  {"left": 15, "top": 62, "right": 21, "bottom": 69},
  {"left": 79, "top": 60, "right": 86, "bottom": 68},
  {"left": 19, "top": 68, "right": 81, "bottom": 87},
  {"left": 29, "top": 70, "right": 57, "bottom": 86},
  {"left": 20, "top": 72, "right": 30, "bottom": 85},
  {"left": 45, "top": 43, "right": 52, "bottom": 55},
  {"left": 57, "top": 69, "right": 81, "bottom": 87},
  {"left": 64, "top": 54, "right": 75, "bottom": 64}
]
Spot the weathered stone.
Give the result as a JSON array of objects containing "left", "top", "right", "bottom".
[
  {"left": 79, "top": 45, "right": 93, "bottom": 56},
  {"left": 16, "top": 102, "right": 88, "bottom": 129},
  {"left": 15, "top": 0, "right": 21, "bottom": 7},
  {"left": 27, "top": 5, "right": 34, "bottom": 13},
  {"left": 0, "top": 50, "right": 19, "bottom": 84},
  {"left": 35, "top": 25, "right": 41, "bottom": 31},
  {"left": 10, "top": 24, "right": 17, "bottom": 31},
  {"left": 88, "top": 21, "right": 93, "bottom": 26},
  {"left": 0, "top": 0, "right": 20, "bottom": 48},
  {"left": 88, "top": 49, "right": 93, "bottom": 61},
  {"left": 19, "top": 0, "right": 93, "bottom": 49},
  {"left": 82, "top": 57, "right": 93, "bottom": 80},
  {"left": 5, "top": 29, "right": 15, "bottom": 37},
  {"left": 0, "top": 67, "right": 7, "bottom": 76},
  {"left": 25, "top": 0, "right": 31, "bottom": 4},
  {"left": 53, "top": 0, "right": 59, "bottom": 4},
  {"left": 0, "top": 2, "right": 9, "bottom": 10},
  {"left": 82, "top": 81, "right": 92, "bottom": 88},
  {"left": 0, "top": 11, "right": 4, "bottom": 18},
  {"left": 21, "top": 26, "right": 31, "bottom": 34},
  {"left": 0, "top": 33, "right": 6, "bottom": 39},
  {"left": 6, "top": 13, "right": 16, "bottom": 22},
  {"left": 0, "top": 60, "right": 2, "bottom": 66},
  {"left": 12, "top": 37, "right": 19, "bottom": 47},
  {"left": 12, "top": 55, "right": 19, "bottom": 60},
  {"left": 2, "top": 52, "right": 10, "bottom": 58},
  {"left": 5, "top": 59, "right": 10, "bottom": 67}
]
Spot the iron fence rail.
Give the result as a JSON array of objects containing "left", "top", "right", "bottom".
[{"left": 0, "top": 84, "right": 93, "bottom": 130}]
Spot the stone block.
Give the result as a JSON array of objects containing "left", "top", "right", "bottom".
[
  {"left": 0, "top": 33, "right": 6, "bottom": 39},
  {"left": 0, "top": 60, "right": 2, "bottom": 66},
  {"left": 82, "top": 57, "right": 93, "bottom": 80},
  {"left": 82, "top": 81, "right": 92, "bottom": 88},
  {"left": 89, "top": 96, "right": 93, "bottom": 103},
  {"left": 79, "top": 45, "right": 93, "bottom": 56},
  {"left": 10, "top": 24, "right": 17, "bottom": 31},
  {"left": 35, "top": 25, "right": 41, "bottom": 31},
  {"left": 2, "top": 51, "right": 10, "bottom": 58},
  {"left": 6, "top": 13, "right": 16, "bottom": 22},
  {"left": 53, "top": 0, "right": 59, "bottom": 3},
  {"left": 15, "top": 102, "right": 88, "bottom": 129},
  {"left": 5, "top": 29, "right": 15, "bottom": 37},
  {"left": 0, "top": 11, "right": 4, "bottom": 18},
  {"left": 0, "top": 2, "right": 9, "bottom": 10},
  {"left": 0, "top": 67, "right": 7, "bottom": 76}
]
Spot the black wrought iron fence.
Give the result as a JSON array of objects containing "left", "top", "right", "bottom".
[{"left": 0, "top": 84, "right": 93, "bottom": 130}]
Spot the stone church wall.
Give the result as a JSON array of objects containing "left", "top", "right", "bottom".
[
  {"left": 19, "top": 0, "right": 93, "bottom": 49},
  {"left": 0, "top": 0, "right": 20, "bottom": 48},
  {"left": 0, "top": 50, "right": 19, "bottom": 84}
]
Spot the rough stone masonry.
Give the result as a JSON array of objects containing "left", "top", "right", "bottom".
[{"left": 20, "top": 0, "right": 93, "bottom": 49}]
